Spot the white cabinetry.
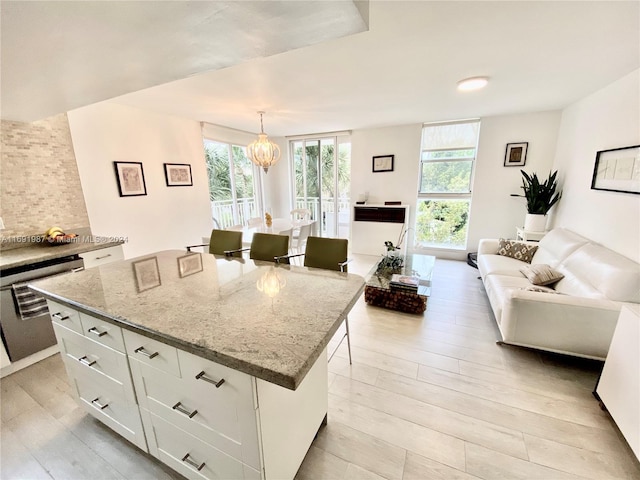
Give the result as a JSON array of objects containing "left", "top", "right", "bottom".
[
  {"left": 124, "top": 328, "right": 327, "bottom": 480},
  {"left": 596, "top": 304, "right": 640, "bottom": 461},
  {"left": 48, "top": 302, "right": 328, "bottom": 480},
  {"left": 48, "top": 300, "right": 147, "bottom": 451},
  {"left": 80, "top": 244, "right": 124, "bottom": 269},
  {"left": 125, "top": 329, "right": 261, "bottom": 480}
]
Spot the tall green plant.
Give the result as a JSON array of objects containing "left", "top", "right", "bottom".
[{"left": 520, "top": 170, "right": 562, "bottom": 214}]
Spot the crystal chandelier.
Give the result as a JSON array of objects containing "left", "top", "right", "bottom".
[{"left": 247, "top": 111, "right": 281, "bottom": 173}]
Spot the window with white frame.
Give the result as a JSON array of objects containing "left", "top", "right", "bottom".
[
  {"left": 415, "top": 119, "right": 480, "bottom": 249},
  {"left": 203, "top": 139, "right": 263, "bottom": 229}
]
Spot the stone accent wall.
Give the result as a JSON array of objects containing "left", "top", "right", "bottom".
[{"left": 0, "top": 113, "right": 90, "bottom": 239}]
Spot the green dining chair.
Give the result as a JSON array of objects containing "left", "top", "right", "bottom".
[
  {"left": 277, "top": 236, "right": 352, "bottom": 363},
  {"left": 186, "top": 229, "right": 243, "bottom": 257},
  {"left": 249, "top": 233, "right": 290, "bottom": 263}
]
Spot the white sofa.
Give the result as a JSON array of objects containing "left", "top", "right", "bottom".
[{"left": 477, "top": 228, "right": 640, "bottom": 360}]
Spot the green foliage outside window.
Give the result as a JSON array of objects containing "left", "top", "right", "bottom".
[
  {"left": 293, "top": 143, "right": 350, "bottom": 200},
  {"left": 415, "top": 200, "right": 470, "bottom": 248},
  {"left": 204, "top": 142, "right": 255, "bottom": 201}
]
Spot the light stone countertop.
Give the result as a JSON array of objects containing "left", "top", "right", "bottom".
[
  {"left": 30, "top": 250, "right": 365, "bottom": 390},
  {"left": 1, "top": 239, "right": 124, "bottom": 271}
]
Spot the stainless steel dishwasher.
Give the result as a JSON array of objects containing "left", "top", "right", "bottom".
[{"left": 0, "top": 254, "right": 84, "bottom": 362}]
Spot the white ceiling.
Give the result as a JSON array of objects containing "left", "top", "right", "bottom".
[
  {"left": 2, "top": 1, "right": 639, "bottom": 138},
  {"left": 0, "top": 0, "right": 368, "bottom": 122}
]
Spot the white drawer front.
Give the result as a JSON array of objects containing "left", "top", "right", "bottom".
[
  {"left": 80, "top": 245, "right": 124, "bottom": 269},
  {"left": 80, "top": 313, "right": 125, "bottom": 353},
  {"left": 72, "top": 375, "right": 147, "bottom": 451},
  {"left": 146, "top": 412, "right": 251, "bottom": 480},
  {"left": 124, "top": 330, "right": 180, "bottom": 377},
  {"left": 131, "top": 359, "right": 246, "bottom": 463},
  {"left": 53, "top": 323, "right": 135, "bottom": 403},
  {"left": 48, "top": 300, "right": 82, "bottom": 334},
  {"left": 178, "top": 350, "right": 260, "bottom": 468}
]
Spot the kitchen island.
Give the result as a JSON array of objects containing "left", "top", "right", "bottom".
[{"left": 30, "top": 250, "right": 365, "bottom": 480}]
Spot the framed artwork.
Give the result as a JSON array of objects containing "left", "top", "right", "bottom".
[
  {"left": 177, "top": 252, "right": 204, "bottom": 278},
  {"left": 504, "top": 143, "right": 528, "bottom": 167},
  {"left": 132, "top": 256, "right": 161, "bottom": 292},
  {"left": 114, "top": 161, "right": 147, "bottom": 197},
  {"left": 591, "top": 145, "right": 640, "bottom": 195},
  {"left": 372, "top": 155, "right": 394, "bottom": 173},
  {"left": 164, "top": 163, "right": 193, "bottom": 187}
]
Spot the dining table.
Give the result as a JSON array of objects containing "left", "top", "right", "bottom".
[{"left": 228, "top": 218, "right": 316, "bottom": 244}]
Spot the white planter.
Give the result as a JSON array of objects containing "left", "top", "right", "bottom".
[{"left": 524, "top": 214, "right": 547, "bottom": 232}]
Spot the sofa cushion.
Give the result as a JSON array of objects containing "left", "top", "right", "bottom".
[
  {"left": 531, "top": 228, "right": 589, "bottom": 267},
  {"left": 520, "top": 264, "right": 564, "bottom": 286},
  {"left": 556, "top": 244, "right": 640, "bottom": 302},
  {"left": 478, "top": 254, "right": 530, "bottom": 279},
  {"left": 520, "top": 285, "right": 563, "bottom": 294},
  {"left": 483, "top": 274, "right": 532, "bottom": 324},
  {"left": 496, "top": 239, "right": 538, "bottom": 263}
]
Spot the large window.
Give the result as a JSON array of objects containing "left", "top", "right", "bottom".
[
  {"left": 203, "top": 139, "right": 262, "bottom": 228},
  {"left": 415, "top": 120, "right": 480, "bottom": 249}
]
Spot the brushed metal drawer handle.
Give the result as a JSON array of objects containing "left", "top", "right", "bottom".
[
  {"left": 195, "top": 371, "right": 225, "bottom": 388},
  {"left": 78, "top": 355, "right": 96, "bottom": 367},
  {"left": 52, "top": 312, "right": 70, "bottom": 321},
  {"left": 181, "top": 453, "right": 205, "bottom": 471},
  {"left": 94, "top": 254, "right": 112, "bottom": 260},
  {"left": 172, "top": 401, "right": 198, "bottom": 419},
  {"left": 134, "top": 347, "right": 158, "bottom": 359},
  {"left": 91, "top": 398, "right": 109, "bottom": 410},
  {"left": 88, "top": 327, "right": 107, "bottom": 337}
]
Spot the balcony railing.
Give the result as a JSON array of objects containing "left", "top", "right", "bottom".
[{"left": 210, "top": 197, "right": 351, "bottom": 234}]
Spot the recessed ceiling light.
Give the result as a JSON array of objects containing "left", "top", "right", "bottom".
[{"left": 457, "top": 77, "right": 489, "bottom": 91}]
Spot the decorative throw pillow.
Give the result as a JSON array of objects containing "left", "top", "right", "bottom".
[
  {"left": 520, "top": 264, "right": 564, "bottom": 286},
  {"left": 496, "top": 239, "right": 538, "bottom": 264},
  {"left": 520, "top": 285, "right": 563, "bottom": 294}
]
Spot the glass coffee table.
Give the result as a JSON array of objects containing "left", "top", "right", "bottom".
[{"left": 364, "top": 254, "right": 435, "bottom": 314}]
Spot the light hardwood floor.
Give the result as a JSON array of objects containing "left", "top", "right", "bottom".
[{"left": 2, "top": 257, "right": 639, "bottom": 479}]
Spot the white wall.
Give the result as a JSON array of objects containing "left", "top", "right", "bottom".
[
  {"left": 349, "top": 115, "right": 561, "bottom": 259},
  {"left": 68, "top": 103, "right": 213, "bottom": 258},
  {"left": 350, "top": 124, "right": 422, "bottom": 254},
  {"left": 552, "top": 69, "right": 640, "bottom": 262},
  {"left": 467, "top": 111, "right": 561, "bottom": 250}
]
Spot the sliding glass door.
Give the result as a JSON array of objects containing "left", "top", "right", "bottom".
[{"left": 291, "top": 136, "right": 350, "bottom": 238}]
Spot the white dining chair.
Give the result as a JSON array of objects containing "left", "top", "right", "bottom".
[
  {"left": 294, "top": 221, "right": 314, "bottom": 255},
  {"left": 290, "top": 208, "right": 312, "bottom": 221}
]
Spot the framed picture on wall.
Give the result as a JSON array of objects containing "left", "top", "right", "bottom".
[
  {"left": 164, "top": 163, "right": 193, "bottom": 186},
  {"left": 591, "top": 145, "right": 640, "bottom": 194},
  {"left": 114, "top": 161, "right": 147, "bottom": 196},
  {"left": 504, "top": 142, "right": 528, "bottom": 167},
  {"left": 372, "top": 155, "right": 394, "bottom": 173}
]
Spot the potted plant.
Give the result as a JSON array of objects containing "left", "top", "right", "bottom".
[{"left": 518, "top": 170, "right": 562, "bottom": 232}]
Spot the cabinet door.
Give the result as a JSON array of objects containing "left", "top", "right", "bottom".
[
  {"left": 129, "top": 357, "right": 254, "bottom": 465},
  {"left": 80, "top": 313, "right": 125, "bottom": 353},
  {"left": 80, "top": 245, "right": 124, "bottom": 269},
  {"left": 53, "top": 323, "right": 136, "bottom": 404},
  {"left": 71, "top": 370, "right": 147, "bottom": 451},
  {"left": 144, "top": 412, "right": 259, "bottom": 480},
  {"left": 124, "top": 329, "right": 181, "bottom": 377},
  {"left": 48, "top": 300, "right": 83, "bottom": 334}
]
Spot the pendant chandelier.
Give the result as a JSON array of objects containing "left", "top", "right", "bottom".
[{"left": 247, "top": 111, "right": 281, "bottom": 174}]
